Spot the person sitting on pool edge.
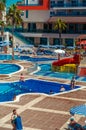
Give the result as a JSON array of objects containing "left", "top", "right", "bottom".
[
  {"left": 49, "top": 90, "right": 54, "bottom": 94},
  {"left": 19, "top": 73, "right": 24, "bottom": 82},
  {"left": 60, "top": 85, "right": 65, "bottom": 92}
]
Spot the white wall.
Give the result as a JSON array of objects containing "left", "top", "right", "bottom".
[{"left": 22, "top": 10, "right": 50, "bottom": 22}]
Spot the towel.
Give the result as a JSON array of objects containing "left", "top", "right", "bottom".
[{"left": 15, "top": 116, "right": 23, "bottom": 130}]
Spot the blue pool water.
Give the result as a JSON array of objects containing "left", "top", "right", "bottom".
[
  {"left": 35, "top": 64, "right": 86, "bottom": 81},
  {"left": 0, "top": 54, "right": 85, "bottom": 80},
  {"left": 0, "top": 79, "right": 80, "bottom": 102},
  {"left": 0, "top": 54, "right": 84, "bottom": 103},
  {"left": 74, "top": 76, "right": 86, "bottom": 82},
  {"left": 35, "top": 64, "right": 75, "bottom": 80},
  {"left": 0, "top": 63, "right": 20, "bottom": 74},
  {"left": 0, "top": 54, "right": 56, "bottom": 62}
]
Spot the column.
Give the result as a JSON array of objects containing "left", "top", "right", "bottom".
[{"left": 47, "top": 37, "right": 50, "bottom": 48}]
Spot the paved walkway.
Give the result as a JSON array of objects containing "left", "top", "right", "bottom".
[{"left": 0, "top": 86, "right": 86, "bottom": 130}]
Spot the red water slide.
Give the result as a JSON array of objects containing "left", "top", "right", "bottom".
[
  {"left": 79, "top": 68, "right": 86, "bottom": 76},
  {"left": 52, "top": 54, "right": 80, "bottom": 66}
]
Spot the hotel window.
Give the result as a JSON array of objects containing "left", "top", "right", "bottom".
[
  {"left": 71, "top": 0, "right": 78, "bottom": 6},
  {"left": 40, "top": 38, "right": 47, "bottom": 45},
  {"left": 50, "top": 12, "right": 53, "bottom": 17},
  {"left": 57, "top": 0, "right": 64, "bottom": 6},
  {"left": 43, "top": 23, "right": 48, "bottom": 31},
  {"left": 53, "top": 38, "right": 60, "bottom": 45},
  {"left": 82, "top": 24, "right": 86, "bottom": 32},
  {"left": 26, "top": 0, "right": 28, "bottom": 5},
  {"left": 65, "top": 39, "right": 73, "bottom": 46},
  {"left": 26, "top": 10, "right": 28, "bottom": 18},
  {"left": 39, "top": 0, "right": 43, "bottom": 5},
  {"left": 68, "top": 24, "right": 75, "bottom": 33},
  {"left": 50, "top": 1, "right": 55, "bottom": 7},
  {"left": 49, "top": 23, "right": 52, "bottom": 30},
  {"left": 50, "top": 11, "right": 55, "bottom": 17},
  {"left": 82, "top": 0, "right": 86, "bottom": 5},
  {"left": 21, "top": 11, "right": 24, "bottom": 16},
  {"left": 28, "top": 23, "right": 36, "bottom": 31}
]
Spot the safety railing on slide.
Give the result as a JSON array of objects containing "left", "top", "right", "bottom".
[
  {"left": 27, "top": 63, "right": 38, "bottom": 73},
  {"left": 5, "top": 28, "right": 34, "bottom": 46}
]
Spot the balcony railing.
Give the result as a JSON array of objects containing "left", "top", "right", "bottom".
[
  {"left": 17, "top": 3, "right": 41, "bottom": 6},
  {"left": 50, "top": 12, "right": 86, "bottom": 17},
  {"left": 5, "top": 28, "right": 34, "bottom": 45},
  {"left": 15, "top": 28, "right": 86, "bottom": 35},
  {"left": 51, "top": 3, "right": 86, "bottom": 8}
]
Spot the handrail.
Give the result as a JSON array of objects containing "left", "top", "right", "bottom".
[
  {"left": 27, "top": 63, "right": 38, "bottom": 73},
  {"left": 5, "top": 28, "right": 34, "bottom": 45}
]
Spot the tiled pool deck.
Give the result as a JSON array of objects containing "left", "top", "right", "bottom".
[
  {"left": 0, "top": 59, "right": 86, "bottom": 130},
  {"left": 0, "top": 88, "right": 86, "bottom": 130}
]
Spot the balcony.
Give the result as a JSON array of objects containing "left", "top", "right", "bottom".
[
  {"left": 50, "top": 12, "right": 86, "bottom": 17},
  {"left": 51, "top": 3, "right": 86, "bottom": 8},
  {"left": 17, "top": 3, "right": 40, "bottom": 6},
  {"left": 15, "top": 28, "right": 86, "bottom": 35}
]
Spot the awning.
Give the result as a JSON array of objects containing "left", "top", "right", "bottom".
[
  {"left": 48, "top": 17, "right": 86, "bottom": 23},
  {"left": 77, "top": 40, "right": 86, "bottom": 45}
]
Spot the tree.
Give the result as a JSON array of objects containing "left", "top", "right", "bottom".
[
  {"left": 0, "top": 0, "right": 6, "bottom": 41},
  {"left": 1, "top": 0, "right": 6, "bottom": 3},
  {"left": 0, "top": 21, "right": 5, "bottom": 40},
  {"left": 0, "top": 0, "right": 5, "bottom": 21},
  {"left": 0, "top": 1, "right": 5, "bottom": 12},
  {"left": 54, "top": 18, "right": 67, "bottom": 47},
  {"left": 6, "top": 4, "right": 22, "bottom": 60}
]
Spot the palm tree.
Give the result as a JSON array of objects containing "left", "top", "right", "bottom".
[
  {"left": 6, "top": 4, "right": 22, "bottom": 60},
  {"left": 0, "top": 0, "right": 5, "bottom": 20},
  {"left": 1, "top": 0, "right": 6, "bottom": 3},
  {"left": 0, "top": 0, "right": 6, "bottom": 15},
  {"left": 0, "top": 1, "right": 5, "bottom": 11},
  {"left": 54, "top": 18, "right": 67, "bottom": 47},
  {"left": 0, "top": 0, "right": 6, "bottom": 42},
  {"left": 0, "top": 21, "right": 5, "bottom": 40}
]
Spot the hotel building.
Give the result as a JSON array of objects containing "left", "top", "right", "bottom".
[{"left": 17, "top": 0, "right": 86, "bottom": 47}]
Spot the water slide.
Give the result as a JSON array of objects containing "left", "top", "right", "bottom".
[
  {"left": 78, "top": 67, "right": 86, "bottom": 76},
  {"left": 52, "top": 54, "right": 80, "bottom": 66}
]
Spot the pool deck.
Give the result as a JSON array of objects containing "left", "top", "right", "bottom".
[
  {"left": 0, "top": 88, "right": 86, "bottom": 130},
  {"left": 0, "top": 57, "right": 86, "bottom": 130}
]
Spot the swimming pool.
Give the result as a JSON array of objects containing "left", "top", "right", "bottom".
[
  {"left": 0, "top": 79, "right": 80, "bottom": 102},
  {"left": 0, "top": 54, "right": 56, "bottom": 62},
  {"left": 35, "top": 64, "right": 75, "bottom": 80},
  {"left": 0, "top": 63, "right": 21, "bottom": 74},
  {"left": 34, "top": 64, "right": 86, "bottom": 81},
  {"left": 0, "top": 55, "right": 84, "bottom": 103}
]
